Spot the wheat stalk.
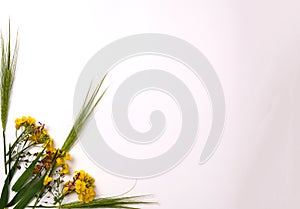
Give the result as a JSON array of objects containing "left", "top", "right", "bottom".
[{"left": 0, "top": 20, "right": 19, "bottom": 175}]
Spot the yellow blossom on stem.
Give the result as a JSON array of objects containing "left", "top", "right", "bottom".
[
  {"left": 27, "top": 116, "right": 36, "bottom": 125},
  {"left": 63, "top": 187, "right": 69, "bottom": 195},
  {"left": 64, "top": 152, "right": 71, "bottom": 160},
  {"left": 21, "top": 116, "right": 27, "bottom": 123},
  {"left": 56, "top": 157, "right": 64, "bottom": 166},
  {"left": 60, "top": 163, "right": 69, "bottom": 175},
  {"left": 43, "top": 138, "right": 55, "bottom": 152},
  {"left": 63, "top": 180, "right": 75, "bottom": 195},
  {"left": 43, "top": 175, "right": 53, "bottom": 186},
  {"left": 14, "top": 118, "right": 22, "bottom": 129}
]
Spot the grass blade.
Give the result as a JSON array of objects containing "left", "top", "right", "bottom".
[
  {"left": 12, "top": 174, "right": 45, "bottom": 209},
  {"left": 0, "top": 178, "right": 9, "bottom": 209},
  {"left": 12, "top": 147, "right": 45, "bottom": 192},
  {"left": 7, "top": 174, "right": 39, "bottom": 207},
  {"left": 60, "top": 195, "right": 156, "bottom": 209},
  {"left": 61, "top": 73, "right": 108, "bottom": 152},
  {"left": 0, "top": 151, "right": 20, "bottom": 209}
]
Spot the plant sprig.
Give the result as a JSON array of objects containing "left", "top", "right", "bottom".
[
  {"left": 1, "top": 19, "right": 19, "bottom": 174},
  {"left": 61, "top": 73, "right": 107, "bottom": 152}
]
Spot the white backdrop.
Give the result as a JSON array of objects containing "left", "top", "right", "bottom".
[{"left": 0, "top": 0, "right": 300, "bottom": 208}]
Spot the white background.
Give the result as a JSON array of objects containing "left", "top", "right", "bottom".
[{"left": 0, "top": 0, "right": 300, "bottom": 208}]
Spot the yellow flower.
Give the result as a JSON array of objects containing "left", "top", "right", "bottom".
[
  {"left": 75, "top": 179, "right": 84, "bottom": 193},
  {"left": 56, "top": 157, "right": 64, "bottom": 166},
  {"left": 29, "top": 134, "right": 39, "bottom": 143},
  {"left": 64, "top": 152, "right": 71, "bottom": 161},
  {"left": 42, "top": 128, "right": 48, "bottom": 135},
  {"left": 63, "top": 171, "right": 96, "bottom": 202},
  {"left": 79, "top": 187, "right": 96, "bottom": 203},
  {"left": 74, "top": 170, "right": 96, "bottom": 203},
  {"left": 63, "top": 187, "right": 69, "bottom": 195},
  {"left": 77, "top": 170, "right": 85, "bottom": 181},
  {"left": 60, "top": 163, "right": 69, "bottom": 175},
  {"left": 15, "top": 118, "right": 22, "bottom": 129},
  {"left": 21, "top": 116, "right": 27, "bottom": 123},
  {"left": 43, "top": 175, "right": 53, "bottom": 186},
  {"left": 44, "top": 138, "right": 54, "bottom": 152},
  {"left": 62, "top": 180, "right": 74, "bottom": 195},
  {"left": 55, "top": 154, "right": 70, "bottom": 175},
  {"left": 27, "top": 116, "right": 36, "bottom": 125}
]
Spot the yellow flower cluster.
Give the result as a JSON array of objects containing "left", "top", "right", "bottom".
[
  {"left": 38, "top": 148, "right": 71, "bottom": 175},
  {"left": 15, "top": 116, "right": 36, "bottom": 129},
  {"left": 73, "top": 170, "right": 96, "bottom": 203},
  {"left": 16, "top": 117, "right": 72, "bottom": 176},
  {"left": 14, "top": 116, "right": 98, "bottom": 205},
  {"left": 15, "top": 116, "right": 50, "bottom": 144},
  {"left": 56, "top": 151, "right": 71, "bottom": 175}
]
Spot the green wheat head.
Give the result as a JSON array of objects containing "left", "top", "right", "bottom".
[
  {"left": 0, "top": 21, "right": 18, "bottom": 131},
  {"left": 61, "top": 73, "right": 107, "bottom": 152}
]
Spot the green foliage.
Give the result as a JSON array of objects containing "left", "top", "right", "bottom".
[
  {"left": 0, "top": 20, "right": 18, "bottom": 131},
  {"left": 12, "top": 175, "right": 45, "bottom": 209},
  {"left": 0, "top": 146, "right": 20, "bottom": 209},
  {"left": 59, "top": 195, "right": 156, "bottom": 209},
  {"left": 12, "top": 147, "right": 45, "bottom": 192},
  {"left": 1, "top": 20, "right": 19, "bottom": 175},
  {"left": 61, "top": 74, "right": 107, "bottom": 152}
]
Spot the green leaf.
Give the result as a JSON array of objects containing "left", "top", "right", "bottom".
[
  {"left": 12, "top": 174, "right": 45, "bottom": 209},
  {"left": 12, "top": 147, "right": 45, "bottom": 192},
  {"left": 0, "top": 153, "right": 20, "bottom": 209},
  {"left": 0, "top": 177, "right": 9, "bottom": 209},
  {"left": 7, "top": 174, "right": 39, "bottom": 207}
]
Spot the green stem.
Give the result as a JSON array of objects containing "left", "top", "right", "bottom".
[
  {"left": 3, "top": 129, "right": 7, "bottom": 174},
  {"left": 7, "top": 142, "right": 35, "bottom": 164},
  {"left": 7, "top": 129, "right": 27, "bottom": 156}
]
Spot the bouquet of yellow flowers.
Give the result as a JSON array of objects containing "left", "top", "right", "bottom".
[{"left": 0, "top": 22, "right": 154, "bottom": 209}]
